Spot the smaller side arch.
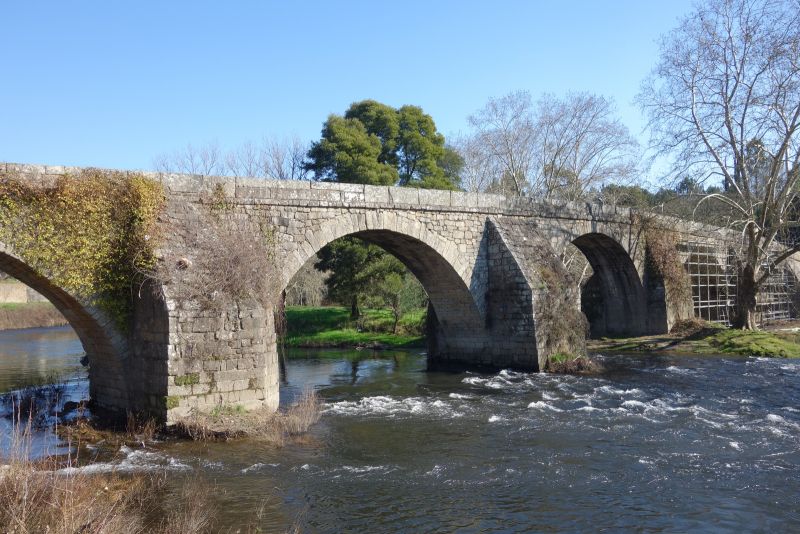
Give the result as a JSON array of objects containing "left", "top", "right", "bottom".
[{"left": 572, "top": 233, "right": 649, "bottom": 337}]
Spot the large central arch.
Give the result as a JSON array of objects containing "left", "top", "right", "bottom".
[
  {"left": 572, "top": 232, "right": 649, "bottom": 338},
  {"left": 280, "top": 225, "right": 488, "bottom": 363}
]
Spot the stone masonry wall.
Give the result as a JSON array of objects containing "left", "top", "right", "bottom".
[{"left": 3, "top": 162, "right": 798, "bottom": 421}]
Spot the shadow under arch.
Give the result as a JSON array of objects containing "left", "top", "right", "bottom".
[
  {"left": 0, "top": 247, "right": 130, "bottom": 413},
  {"left": 572, "top": 232, "right": 649, "bottom": 338},
  {"left": 281, "top": 228, "right": 487, "bottom": 361}
]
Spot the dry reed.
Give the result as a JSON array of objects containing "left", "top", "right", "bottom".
[
  {"left": 175, "top": 389, "right": 322, "bottom": 445},
  {"left": 0, "top": 419, "right": 216, "bottom": 534}
]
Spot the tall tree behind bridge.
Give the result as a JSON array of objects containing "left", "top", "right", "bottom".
[
  {"left": 304, "top": 99, "right": 462, "bottom": 190},
  {"left": 459, "top": 91, "right": 640, "bottom": 198},
  {"left": 304, "top": 100, "right": 459, "bottom": 317},
  {"left": 638, "top": 0, "right": 800, "bottom": 329}
]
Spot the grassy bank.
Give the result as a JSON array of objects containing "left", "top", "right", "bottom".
[
  {"left": 0, "top": 302, "right": 68, "bottom": 330},
  {"left": 283, "top": 306, "right": 425, "bottom": 348},
  {"left": 589, "top": 320, "right": 800, "bottom": 357}
]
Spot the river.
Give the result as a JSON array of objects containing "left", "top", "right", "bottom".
[{"left": 1, "top": 326, "right": 799, "bottom": 532}]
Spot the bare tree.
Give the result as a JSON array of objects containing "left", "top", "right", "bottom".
[
  {"left": 466, "top": 90, "right": 536, "bottom": 196},
  {"left": 533, "top": 93, "right": 640, "bottom": 202},
  {"left": 285, "top": 257, "right": 328, "bottom": 307},
  {"left": 153, "top": 136, "right": 311, "bottom": 180},
  {"left": 639, "top": 0, "right": 800, "bottom": 329},
  {"left": 224, "top": 140, "right": 263, "bottom": 178},
  {"left": 153, "top": 141, "right": 224, "bottom": 176},
  {"left": 451, "top": 134, "right": 496, "bottom": 193},
  {"left": 260, "top": 136, "right": 311, "bottom": 181},
  {"left": 461, "top": 91, "right": 640, "bottom": 200}
]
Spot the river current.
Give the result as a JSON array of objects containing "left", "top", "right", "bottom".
[{"left": 1, "top": 327, "right": 799, "bottom": 532}]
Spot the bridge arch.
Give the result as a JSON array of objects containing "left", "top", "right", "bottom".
[
  {"left": 571, "top": 232, "right": 649, "bottom": 338},
  {"left": 279, "top": 215, "right": 487, "bottom": 360},
  {"left": 0, "top": 244, "right": 130, "bottom": 413}
]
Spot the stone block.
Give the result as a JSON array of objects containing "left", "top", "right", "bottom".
[
  {"left": 422, "top": 189, "right": 451, "bottom": 207},
  {"left": 451, "top": 191, "right": 479, "bottom": 208},
  {"left": 363, "top": 185, "right": 391, "bottom": 204},
  {"left": 389, "top": 187, "right": 419, "bottom": 205}
]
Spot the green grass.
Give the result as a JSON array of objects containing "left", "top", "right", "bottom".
[
  {"left": 590, "top": 325, "right": 800, "bottom": 358},
  {"left": 284, "top": 306, "right": 425, "bottom": 348},
  {"left": 700, "top": 329, "right": 800, "bottom": 357},
  {"left": 210, "top": 404, "right": 247, "bottom": 416},
  {"left": 0, "top": 302, "right": 55, "bottom": 310},
  {"left": 548, "top": 352, "right": 577, "bottom": 364}
]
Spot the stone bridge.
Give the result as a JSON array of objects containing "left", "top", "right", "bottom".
[{"left": 1, "top": 163, "right": 798, "bottom": 422}]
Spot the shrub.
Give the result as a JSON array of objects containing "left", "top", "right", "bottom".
[
  {"left": 545, "top": 353, "right": 602, "bottom": 374},
  {"left": 0, "top": 422, "right": 216, "bottom": 533},
  {"left": 174, "top": 390, "right": 321, "bottom": 445},
  {"left": 146, "top": 200, "right": 280, "bottom": 313},
  {"left": 638, "top": 216, "right": 692, "bottom": 302}
]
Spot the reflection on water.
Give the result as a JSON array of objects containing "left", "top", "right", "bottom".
[
  {"left": 0, "top": 326, "right": 85, "bottom": 393},
  {"left": 0, "top": 326, "right": 87, "bottom": 457},
  {"left": 2, "top": 328, "right": 800, "bottom": 531}
]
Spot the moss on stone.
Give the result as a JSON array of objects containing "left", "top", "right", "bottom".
[
  {"left": 704, "top": 329, "right": 800, "bottom": 357},
  {"left": 174, "top": 373, "right": 200, "bottom": 387},
  {"left": 165, "top": 396, "right": 180, "bottom": 410}
]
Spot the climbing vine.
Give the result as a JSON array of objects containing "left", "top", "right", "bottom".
[
  {"left": 636, "top": 214, "right": 692, "bottom": 301},
  {"left": 536, "top": 265, "right": 589, "bottom": 362},
  {"left": 0, "top": 169, "right": 165, "bottom": 330}
]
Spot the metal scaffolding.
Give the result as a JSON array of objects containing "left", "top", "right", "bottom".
[
  {"left": 680, "top": 242, "right": 798, "bottom": 326},
  {"left": 758, "top": 263, "right": 797, "bottom": 323}
]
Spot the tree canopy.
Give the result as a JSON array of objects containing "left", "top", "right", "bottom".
[
  {"left": 305, "top": 100, "right": 460, "bottom": 190},
  {"left": 305, "top": 99, "right": 459, "bottom": 317},
  {"left": 460, "top": 91, "right": 640, "bottom": 198}
]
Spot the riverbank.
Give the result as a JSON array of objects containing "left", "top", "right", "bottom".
[
  {"left": 283, "top": 305, "right": 425, "bottom": 348},
  {"left": 589, "top": 320, "right": 800, "bottom": 357},
  {"left": 0, "top": 302, "right": 68, "bottom": 331}
]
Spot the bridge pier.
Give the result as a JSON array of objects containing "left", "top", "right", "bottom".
[{"left": 155, "top": 295, "right": 280, "bottom": 423}]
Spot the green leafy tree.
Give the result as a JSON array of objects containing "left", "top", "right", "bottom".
[
  {"left": 396, "top": 105, "right": 446, "bottom": 187},
  {"left": 344, "top": 100, "right": 400, "bottom": 167},
  {"left": 304, "top": 115, "right": 397, "bottom": 185},
  {"left": 600, "top": 184, "right": 655, "bottom": 209},
  {"left": 369, "top": 271, "right": 428, "bottom": 333},
  {"left": 315, "top": 237, "right": 405, "bottom": 319},
  {"left": 306, "top": 100, "right": 455, "bottom": 321},
  {"left": 305, "top": 100, "right": 458, "bottom": 190}
]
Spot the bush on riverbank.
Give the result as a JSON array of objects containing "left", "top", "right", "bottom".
[
  {"left": 545, "top": 353, "right": 602, "bottom": 374},
  {"left": 284, "top": 306, "right": 425, "bottom": 348},
  {"left": 174, "top": 390, "right": 321, "bottom": 444}
]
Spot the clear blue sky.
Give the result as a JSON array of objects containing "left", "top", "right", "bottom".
[{"left": 1, "top": 0, "right": 693, "bottom": 171}]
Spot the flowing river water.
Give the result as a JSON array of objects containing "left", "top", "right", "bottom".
[{"left": 1, "top": 326, "right": 799, "bottom": 532}]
